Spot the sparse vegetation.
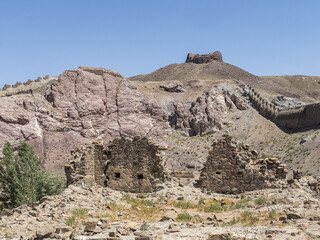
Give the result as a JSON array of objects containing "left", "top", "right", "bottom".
[
  {"left": 198, "top": 197, "right": 206, "bottom": 205},
  {"left": 65, "top": 208, "right": 89, "bottom": 226},
  {"left": 174, "top": 200, "right": 195, "bottom": 209},
  {"left": 230, "top": 198, "right": 252, "bottom": 210},
  {"left": 222, "top": 217, "right": 238, "bottom": 226},
  {"left": 176, "top": 212, "right": 192, "bottom": 222},
  {"left": 268, "top": 209, "right": 277, "bottom": 220},
  {"left": 65, "top": 216, "right": 77, "bottom": 227},
  {"left": 239, "top": 211, "right": 258, "bottom": 226},
  {"left": 254, "top": 197, "right": 267, "bottom": 206},
  {"left": 72, "top": 208, "right": 89, "bottom": 219}
]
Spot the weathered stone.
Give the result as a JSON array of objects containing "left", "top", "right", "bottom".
[
  {"left": 2, "top": 84, "right": 11, "bottom": 90},
  {"left": 286, "top": 212, "right": 302, "bottom": 220},
  {"left": 197, "top": 135, "right": 287, "bottom": 194},
  {"left": 1, "top": 209, "right": 13, "bottom": 217},
  {"left": 186, "top": 51, "right": 223, "bottom": 64},
  {"left": 167, "top": 223, "right": 180, "bottom": 233},
  {"left": 171, "top": 85, "right": 247, "bottom": 136},
  {"left": 36, "top": 226, "right": 55, "bottom": 239},
  {"left": 66, "top": 137, "right": 167, "bottom": 192},
  {"left": 84, "top": 219, "right": 97, "bottom": 232},
  {"left": 56, "top": 226, "right": 73, "bottom": 239},
  {"left": 207, "top": 231, "right": 232, "bottom": 240},
  {"left": 160, "top": 82, "right": 185, "bottom": 93}
]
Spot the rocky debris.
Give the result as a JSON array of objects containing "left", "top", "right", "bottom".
[
  {"left": 186, "top": 51, "right": 223, "bottom": 64},
  {"left": 66, "top": 137, "right": 168, "bottom": 193},
  {"left": 0, "top": 183, "right": 320, "bottom": 240},
  {"left": 197, "top": 135, "right": 288, "bottom": 194},
  {"left": 207, "top": 231, "right": 232, "bottom": 240},
  {"left": 286, "top": 212, "right": 302, "bottom": 220},
  {"left": 0, "top": 67, "right": 171, "bottom": 174},
  {"left": 170, "top": 84, "right": 248, "bottom": 136},
  {"left": 160, "top": 82, "right": 185, "bottom": 93},
  {"left": 271, "top": 95, "right": 305, "bottom": 110}
]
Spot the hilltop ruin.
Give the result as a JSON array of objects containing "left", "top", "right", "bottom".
[
  {"left": 65, "top": 137, "right": 167, "bottom": 193},
  {"left": 186, "top": 51, "right": 223, "bottom": 64}
]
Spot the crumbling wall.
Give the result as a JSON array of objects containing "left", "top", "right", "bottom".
[
  {"left": 186, "top": 51, "right": 223, "bottom": 64},
  {"left": 245, "top": 84, "right": 320, "bottom": 130},
  {"left": 197, "top": 135, "right": 287, "bottom": 194},
  {"left": 65, "top": 137, "right": 167, "bottom": 193},
  {"left": 0, "top": 76, "right": 57, "bottom": 97},
  {"left": 65, "top": 143, "right": 107, "bottom": 187}
]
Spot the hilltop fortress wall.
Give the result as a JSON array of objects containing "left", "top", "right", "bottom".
[
  {"left": 245, "top": 85, "right": 320, "bottom": 130},
  {"left": 0, "top": 76, "right": 57, "bottom": 97}
]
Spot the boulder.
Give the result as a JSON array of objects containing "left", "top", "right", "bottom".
[{"left": 160, "top": 82, "right": 185, "bottom": 92}]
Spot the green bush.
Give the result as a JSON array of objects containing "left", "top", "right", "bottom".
[
  {"left": 268, "top": 209, "right": 277, "bottom": 220},
  {"left": 254, "top": 197, "right": 267, "bottom": 206},
  {"left": 176, "top": 212, "right": 192, "bottom": 222},
  {"left": 174, "top": 201, "right": 195, "bottom": 209},
  {"left": 205, "top": 202, "right": 223, "bottom": 212},
  {"left": 0, "top": 142, "right": 65, "bottom": 209},
  {"left": 239, "top": 211, "right": 258, "bottom": 226}
]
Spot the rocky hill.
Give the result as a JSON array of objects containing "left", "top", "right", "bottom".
[
  {"left": 1, "top": 51, "right": 320, "bottom": 239},
  {"left": 1, "top": 52, "right": 320, "bottom": 177}
]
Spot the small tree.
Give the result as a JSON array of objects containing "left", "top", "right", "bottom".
[{"left": 0, "top": 142, "right": 65, "bottom": 209}]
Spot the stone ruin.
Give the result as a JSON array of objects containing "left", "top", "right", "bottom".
[
  {"left": 65, "top": 137, "right": 167, "bottom": 193},
  {"left": 197, "top": 135, "right": 287, "bottom": 194},
  {"left": 186, "top": 51, "right": 223, "bottom": 64},
  {"left": 0, "top": 75, "right": 58, "bottom": 97}
]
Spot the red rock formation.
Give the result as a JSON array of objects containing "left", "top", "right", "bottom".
[{"left": 0, "top": 67, "right": 171, "bottom": 174}]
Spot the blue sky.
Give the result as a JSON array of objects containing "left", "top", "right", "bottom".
[{"left": 0, "top": 0, "right": 319, "bottom": 87}]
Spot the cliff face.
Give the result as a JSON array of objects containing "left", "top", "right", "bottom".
[{"left": 0, "top": 67, "right": 171, "bottom": 174}]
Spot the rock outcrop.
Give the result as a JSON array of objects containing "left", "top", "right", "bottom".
[
  {"left": 197, "top": 135, "right": 287, "bottom": 194},
  {"left": 159, "top": 82, "right": 185, "bottom": 93},
  {"left": 170, "top": 84, "right": 247, "bottom": 136},
  {"left": 0, "top": 67, "right": 171, "bottom": 174}
]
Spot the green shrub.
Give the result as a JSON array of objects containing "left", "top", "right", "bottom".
[
  {"left": 123, "top": 194, "right": 153, "bottom": 207},
  {"left": 222, "top": 217, "right": 238, "bottom": 226},
  {"left": 176, "top": 213, "right": 192, "bottom": 222},
  {"left": 205, "top": 202, "right": 223, "bottom": 212},
  {"left": 254, "top": 197, "right": 267, "bottom": 206},
  {"left": 198, "top": 197, "right": 206, "bottom": 205},
  {"left": 65, "top": 216, "right": 77, "bottom": 227},
  {"left": 174, "top": 201, "right": 195, "bottom": 209},
  {"left": 240, "top": 211, "right": 258, "bottom": 226},
  {"left": 268, "top": 209, "right": 277, "bottom": 220},
  {"left": 0, "top": 142, "right": 65, "bottom": 209},
  {"left": 72, "top": 208, "right": 89, "bottom": 219},
  {"left": 230, "top": 198, "right": 251, "bottom": 210}
]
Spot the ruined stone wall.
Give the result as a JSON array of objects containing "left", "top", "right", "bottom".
[
  {"left": 245, "top": 84, "right": 320, "bottom": 130},
  {"left": 65, "top": 137, "right": 167, "bottom": 193},
  {"left": 105, "top": 137, "right": 166, "bottom": 193},
  {"left": 65, "top": 143, "right": 107, "bottom": 187},
  {"left": 197, "top": 135, "right": 287, "bottom": 194},
  {"left": 186, "top": 51, "right": 223, "bottom": 64},
  {"left": 0, "top": 76, "right": 57, "bottom": 97}
]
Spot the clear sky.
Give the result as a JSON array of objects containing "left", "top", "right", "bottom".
[{"left": 0, "top": 0, "right": 319, "bottom": 87}]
